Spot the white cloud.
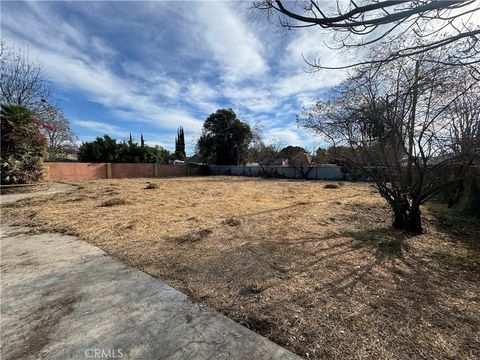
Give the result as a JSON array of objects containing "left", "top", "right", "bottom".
[
  {"left": 183, "top": 81, "right": 220, "bottom": 113},
  {"left": 191, "top": 2, "right": 268, "bottom": 83},
  {"left": 264, "top": 126, "right": 304, "bottom": 146},
  {"left": 223, "top": 86, "right": 278, "bottom": 113},
  {"left": 74, "top": 120, "right": 126, "bottom": 137},
  {"left": 2, "top": 30, "right": 204, "bottom": 132},
  {"left": 1, "top": 0, "right": 348, "bottom": 151}
]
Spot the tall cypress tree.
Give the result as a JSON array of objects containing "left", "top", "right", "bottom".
[{"left": 175, "top": 126, "right": 186, "bottom": 160}]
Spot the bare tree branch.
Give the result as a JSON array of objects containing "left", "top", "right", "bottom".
[{"left": 254, "top": 0, "right": 480, "bottom": 68}]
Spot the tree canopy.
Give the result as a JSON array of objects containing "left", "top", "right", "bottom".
[
  {"left": 279, "top": 146, "right": 308, "bottom": 160},
  {"left": 78, "top": 135, "right": 171, "bottom": 164},
  {"left": 197, "top": 109, "right": 252, "bottom": 165},
  {"left": 175, "top": 126, "right": 186, "bottom": 161}
]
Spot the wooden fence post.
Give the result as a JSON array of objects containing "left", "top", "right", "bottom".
[
  {"left": 107, "top": 163, "right": 112, "bottom": 179},
  {"left": 154, "top": 164, "right": 158, "bottom": 177}
]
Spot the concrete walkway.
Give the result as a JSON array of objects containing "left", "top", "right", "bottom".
[
  {"left": 0, "top": 182, "right": 77, "bottom": 204},
  {"left": 1, "top": 202, "right": 300, "bottom": 360}
]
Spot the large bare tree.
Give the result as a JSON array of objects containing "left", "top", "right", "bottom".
[
  {"left": 0, "top": 41, "right": 52, "bottom": 108},
  {"left": 254, "top": 0, "right": 480, "bottom": 68},
  {"left": 248, "top": 140, "right": 284, "bottom": 177},
  {"left": 298, "top": 51, "right": 479, "bottom": 232},
  {"left": 38, "top": 103, "right": 77, "bottom": 161},
  {"left": 443, "top": 81, "right": 480, "bottom": 212}
]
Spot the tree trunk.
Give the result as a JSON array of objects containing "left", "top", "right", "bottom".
[{"left": 392, "top": 203, "right": 422, "bottom": 234}]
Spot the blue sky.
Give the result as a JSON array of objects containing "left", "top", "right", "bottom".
[{"left": 1, "top": 1, "right": 351, "bottom": 154}]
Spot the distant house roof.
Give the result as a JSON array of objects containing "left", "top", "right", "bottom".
[
  {"left": 185, "top": 154, "right": 204, "bottom": 165},
  {"left": 272, "top": 158, "right": 288, "bottom": 166}
]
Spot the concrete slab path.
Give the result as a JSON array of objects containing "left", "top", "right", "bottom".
[
  {"left": 0, "top": 182, "right": 77, "bottom": 204},
  {"left": 0, "top": 224, "right": 301, "bottom": 359}
]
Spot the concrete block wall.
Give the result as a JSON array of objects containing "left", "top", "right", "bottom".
[
  {"left": 207, "top": 165, "right": 344, "bottom": 180},
  {"left": 43, "top": 163, "right": 190, "bottom": 181}
]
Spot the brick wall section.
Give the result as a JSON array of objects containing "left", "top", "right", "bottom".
[
  {"left": 44, "top": 163, "right": 107, "bottom": 181},
  {"left": 111, "top": 163, "right": 155, "bottom": 178},
  {"left": 43, "top": 163, "right": 189, "bottom": 180}
]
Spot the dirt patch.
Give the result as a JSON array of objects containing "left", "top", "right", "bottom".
[{"left": 2, "top": 177, "right": 480, "bottom": 359}]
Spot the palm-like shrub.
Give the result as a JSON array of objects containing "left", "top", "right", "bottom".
[{"left": 0, "top": 104, "right": 46, "bottom": 184}]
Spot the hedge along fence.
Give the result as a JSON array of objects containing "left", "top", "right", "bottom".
[{"left": 43, "top": 162, "right": 206, "bottom": 181}]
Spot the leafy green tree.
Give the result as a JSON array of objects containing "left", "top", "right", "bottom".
[
  {"left": 0, "top": 104, "right": 46, "bottom": 184},
  {"left": 77, "top": 134, "right": 171, "bottom": 164},
  {"left": 279, "top": 146, "right": 308, "bottom": 161},
  {"left": 314, "top": 147, "right": 328, "bottom": 163},
  {"left": 175, "top": 126, "right": 186, "bottom": 160},
  {"left": 197, "top": 108, "right": 252, "bottom": 165},
  {"left": 78, "top": 135, "right": 118, "bottom": 162},
  {"left": 150, "top": 146, "right": 171, "bottom": 164}
]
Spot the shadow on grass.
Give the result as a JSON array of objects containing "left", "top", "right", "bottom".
[
  {"left": 343, "top": 227, "right": 410, "bottom": 260},
  {"left": 181, "top": 223, "right": 479, "bottom": 358},
  {"left": 429, "top": 204, "right": 479, "bottom": 236},
  {"left": 428, "top": 203, "right": 480, "bottom": 256}
]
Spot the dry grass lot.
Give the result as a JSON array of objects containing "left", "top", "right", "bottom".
[{"left": 2, "top": 177, "right": 479, "bottom": 359}]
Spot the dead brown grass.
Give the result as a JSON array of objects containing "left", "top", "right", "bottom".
[{"left": 2, "top": 177, "right": 479, "bottom": 359}]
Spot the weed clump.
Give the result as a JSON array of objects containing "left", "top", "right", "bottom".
[
  {"left": 239, "top": 280, "right": 264, "bottom": 295},
  {"left": 173, "top": 228, "right": 212, "bottom": 244},
  {"left": 222, "top": 218, "right": 241, "bottom": 226},
  {"left": 103, "top": 187, "right": 120, "bottom": 195},
  {"left": 324, "top": 183, "right": 339, "bottom": 189},
  {"left": 100, "top": 198, "right": 127, "bottom": 207},
  {"left": 145, "top": 183, "right": 158, "bottom": 190}
]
